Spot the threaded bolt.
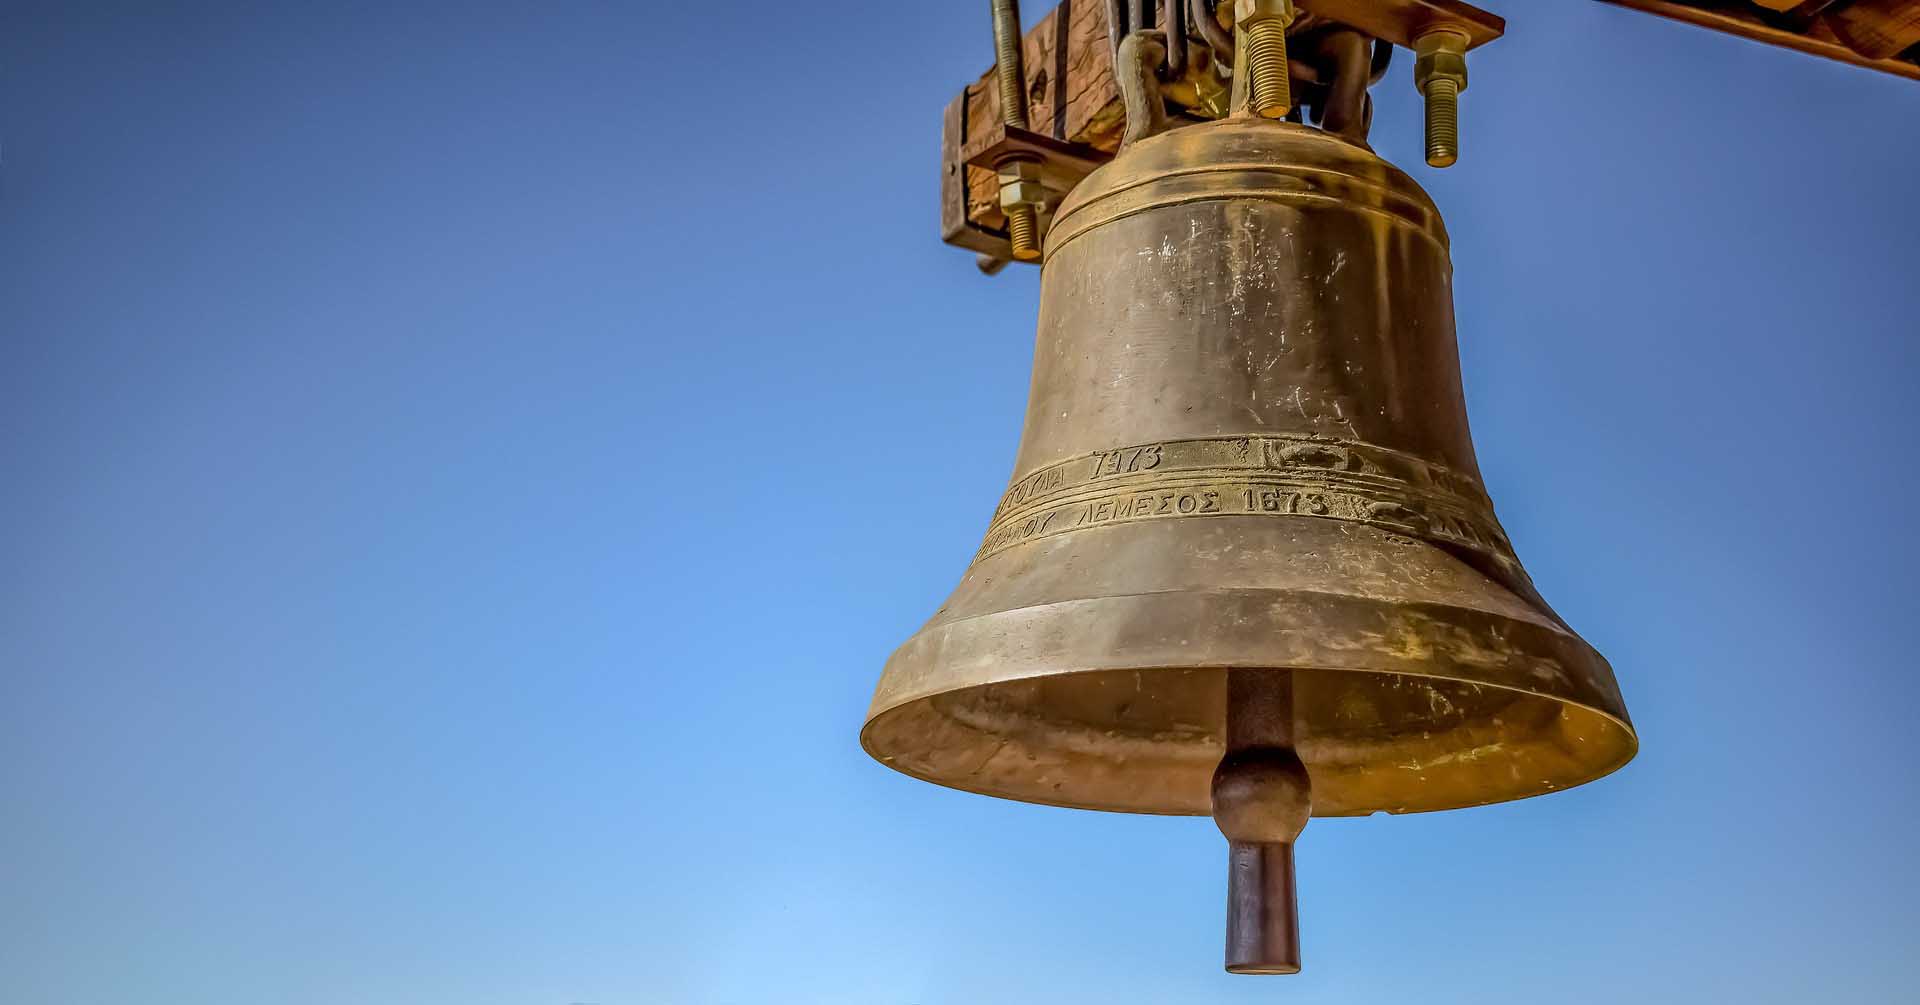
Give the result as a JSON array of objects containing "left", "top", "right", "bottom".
[
  {"left": 1006, "top": 204, "right": 1040, "bottom": 261},
  {"left": 991, "top": 1, "right": 1041, "bottom": 262},
  {"left": 1245, "top": 19, "right": 1290, "bottom": 118},
  {"left": 991, "top": 0, "right": 1028, "bottom": 130},
  {"left": 1236, "top": 0, "right": 1296, "bottom": 120},
  {"left": 1413, "top": 28, "right": 1469, "bottom": 169},
  {"left": 1424, "top": 77, "right": 1459, "bottom": 167},
  {"left": 998, "top": 158, "right": 1047, "bottom": 262}
]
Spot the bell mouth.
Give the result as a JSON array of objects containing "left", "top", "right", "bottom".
[
  {"left": 863, "top": 517, "right": 1636, "bottom": 817},
  {"left": 860, "top": 661, "right": 1635, "bottom": 817}
]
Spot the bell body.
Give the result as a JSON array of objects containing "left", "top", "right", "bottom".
[{"left": 864, "top": 118, "right": 1634, "bottom": 819}]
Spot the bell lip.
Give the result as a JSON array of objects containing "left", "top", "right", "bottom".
[
  {"left": 860, "top": 660, "right": 1638, "bottom": 818},
  {"left": 861, "top": 566, "right": 1638, "bottom": 818}
]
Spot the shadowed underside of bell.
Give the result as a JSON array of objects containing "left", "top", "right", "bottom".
[
  {"left": 863, "top": 115, "right": 1636, "bottom": 973},
  {"left": 864, "top": 513, "right": 1632, "bottom": 816}
]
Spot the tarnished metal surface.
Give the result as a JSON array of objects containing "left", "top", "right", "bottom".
[
  {"left": 864, "top": 118, "right": 1637, "bottom": 820},
  {"left": 944, "top": 0, "right": 1506, "bottom": 263}
]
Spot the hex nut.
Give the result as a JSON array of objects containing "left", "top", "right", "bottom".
[
  {"left": 999, "top": 178, "right": 1049, "bottom": 210},
  {"left": 1234, "top": 0, "right": 1294, "bottom": 27},
  {"left": 1414, "top": 31, "right": 1469, "bottom": 92}
]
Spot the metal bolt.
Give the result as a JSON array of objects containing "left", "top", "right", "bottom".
[
  {"left": 1236, "top": 0, "right": 1296, "bottom": 119},
  {"left": 1005, "top": 206, "right": 1040, "bottom": 261},
  {"left": 1413, "top": 29, "right": 1469, "bottom": 168},
  {"left": 999, "top": 158, "right": 1047, "bottom": 262},
  {"left": 989, "top": 0, "right": 1043, "bottom": 261},
  {"left": 990, "top": 0, "right": 1029, "bottom": 130}
]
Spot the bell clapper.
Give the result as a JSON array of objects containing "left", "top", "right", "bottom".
[{"left": 1212, "top": 669, "right": 1312, "bottom": 974}]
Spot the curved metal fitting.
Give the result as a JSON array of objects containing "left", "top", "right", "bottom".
[
  {"left": 1304, "top": 27, "right": 1373, "bottom": 143},
  {"left": 1117, "top": 30, "right": 1172, "bottom": 148},
  {"left": 1189, "top": 0, "right": 1235, "bottom": 67}
]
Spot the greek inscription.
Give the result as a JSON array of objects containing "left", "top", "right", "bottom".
[
  {"left": 998, "top": 465, "right": 1067, "bottom": 514},
  {"left": 974, "top": 435, "right": 1511, "bottom": 570}
]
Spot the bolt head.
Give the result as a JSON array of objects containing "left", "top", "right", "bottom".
[{"left": 1234, "top": 0, "right": 1294, "bottom": 27}]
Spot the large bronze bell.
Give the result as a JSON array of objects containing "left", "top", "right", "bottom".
[{"left": 864, "top": 110, "right": 1636, "bottom": 972}]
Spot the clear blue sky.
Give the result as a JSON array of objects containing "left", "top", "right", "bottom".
[{"left": 3, "top": 3, "right": 1917, "bottom": 1002}]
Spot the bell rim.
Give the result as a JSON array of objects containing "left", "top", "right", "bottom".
[
  {"left": 863, "top": 546, "right": 1638, "bottom": 818},
  {"left": 862, "top": 657, "right": 1638, "bottom": 819}
]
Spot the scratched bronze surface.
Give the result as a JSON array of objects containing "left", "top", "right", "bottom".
[{"left": 863, "top": 118, "right": 1636, "bottom": 820}]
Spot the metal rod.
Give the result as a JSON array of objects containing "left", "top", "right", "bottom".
[
  {"left": 1369, "top": 36, "right": 1393, "bottom": 84},
  {"left": 990, "top": 0, "right": 1041, "bottom": 262},
  {"left": 1190, "top": 0, "right": 1235, "bottom": 64},
  {"left": 991, "top": 0, "right": 1028, "bottom": 129},
  {"left": 1310, "top": 28, "right": 1370, "bottom": 138},
  {"left": 1212, "top": 669, "right": 1311, "bottom": 975},
  {"left": 1162, "top": 0, "right": 1186, "bottom": 77},
  {"left": 1225, "top": 841, "right": 1299, "bottom": 973}
]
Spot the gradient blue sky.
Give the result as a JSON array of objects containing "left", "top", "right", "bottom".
[{"left": 4, "top": 3, "right": 1918, "bottom": 1003}]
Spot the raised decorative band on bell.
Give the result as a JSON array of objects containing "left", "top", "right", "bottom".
[{"left": 976, "top": 433, "right": 1518, "bottom": 576}]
